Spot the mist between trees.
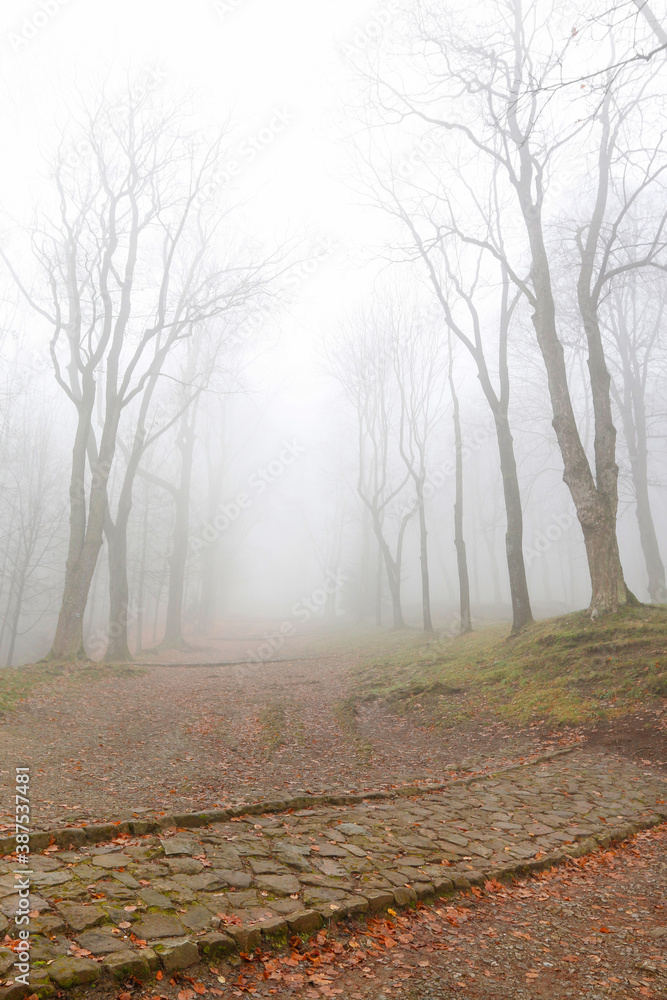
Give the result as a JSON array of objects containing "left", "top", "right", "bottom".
[{"left": 0, "top": 0, "right": 666, "bottom": 667}]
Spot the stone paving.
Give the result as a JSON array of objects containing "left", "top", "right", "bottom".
[{"left": 0, "top": 749, "right": 665, "bottom": 997}]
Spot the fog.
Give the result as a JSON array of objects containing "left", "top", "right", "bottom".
[{"left": 1, "top": 0, "right": 666, "bottom": 666}]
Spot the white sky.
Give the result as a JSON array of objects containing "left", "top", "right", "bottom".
[{"left": 0, "top": 0, "right": 396, "bottom": 402}]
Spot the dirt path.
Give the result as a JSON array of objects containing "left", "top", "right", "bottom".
[
  {"left": 0, "top": 628, "right": 561, "bottom": 830},
  {"left": 0, "top": 625, "right": 665, "bottom": 1000}
]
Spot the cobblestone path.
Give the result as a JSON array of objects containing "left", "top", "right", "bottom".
[{"left": 0, "top": 749, "right": 665, "bottom": 996}]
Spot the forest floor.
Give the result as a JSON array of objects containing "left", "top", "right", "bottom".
[
  {"left": 0, "top": 611, "right": 665, "bottom": 998},
  {"left": 0, "top": 608, "right": 665, "bottom": 830}
]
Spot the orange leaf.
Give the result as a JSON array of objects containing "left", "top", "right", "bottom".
[{"left": 193, "top": 985, "right": 207, "bottom": 995}]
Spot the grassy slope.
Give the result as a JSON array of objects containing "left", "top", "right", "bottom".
[{"left": 351, "top": 605, "right": 667, "bottom": 726}]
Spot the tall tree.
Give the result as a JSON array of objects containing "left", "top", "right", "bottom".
[
  {"left": 446, "top": 331, "right": 472, "bottom": 635},
  {"left": 367, "top": 0, "right": 667, "bottom": 613},
  {"left": 3, "top": 87, "right": 274, "bottom": 660}
]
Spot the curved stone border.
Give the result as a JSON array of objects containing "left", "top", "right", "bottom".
[
  {"left": 1, "top": 810, "right": 664, "bottom": 998},
  {"left": 0, "top": 747, "right": 579, "bottom": 856}
]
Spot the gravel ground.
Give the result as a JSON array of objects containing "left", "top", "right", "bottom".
[{"left": 0, "top": 629, "right": 563, "bottom": 829}]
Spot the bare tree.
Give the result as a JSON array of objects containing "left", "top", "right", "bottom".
[
  {"left": 604, "top": 276, "right": 666, "bottom": 601},
  {"left": 3, "top": 87, "right": 276, "bottom": 660},
  {"left": 392, "top": 300, "right": 447, "bottom": 632},
  {"left": 328, "top": 307, "right": 415, "bottom": 628},
  {"left": 366, "top": 0, "right": 667, "bottom": 614},
  {"left": 0, "top": 399, "right": 65, "bottom": 665},
  {"left": 446, "top": 331, "right": 472, "bottom": 634}
]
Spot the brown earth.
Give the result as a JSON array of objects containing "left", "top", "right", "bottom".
[{"left": 0, "top": 625, "right": 665, "bottom": 832}]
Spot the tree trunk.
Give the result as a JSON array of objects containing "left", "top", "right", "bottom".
[
  {"left": 375, "top": 543, "right": 383, "bottom": 626},
  {"left": 104, "top": 512, "right": 132, "bottom": 662},
  {"left": 134, "top": 495, "right": 149, "bottom": 654},
  {"left": 523, "top": 207, "right": 629, "bottom": 612},
  {"left": 49, "top": 395, "right": 119, "bottom": 660},
  {"left": 163, "top": 406, "right": 198, "bottom": 645},
  {"left": 449, "top": 354, "right": 472, "bottom": 634},
  {"left": 494, "top": 412, "right": 533, "bottom": 629},
  {"left": 358, "top": 505, "right": 372, "bottom": 624},
  {"left": 5, "top": 567, "right": 26, "bottom": 668},
  {"left": 372, "top": 513, "right": 406, "bottom": 628},
  {"left": 631, "top": 447, "right": 665, "bottom": 603},
  {"left": 152, "top": 565, "right": 167, "bottom": 646},
  {"left": 614, "top": 370, "right": 665, "bottom": 602},
  {"left": 474, "top": 269, "right": 533, "bottom": 631},
  {"left": 506, "top": 55, "right": 632, "bottom": 614},
  {"left": 200, "top": 445, "right": 225, "bottom": 633},
  {"left": 417, "top": 492, "right": 434, "bottom": 631}
]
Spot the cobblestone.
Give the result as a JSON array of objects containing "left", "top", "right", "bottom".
[{"left": 0, "top": 749, "right": 665, "bottom": 995}]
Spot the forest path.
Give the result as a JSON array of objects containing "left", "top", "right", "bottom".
[
  {"left": 0, "top": 623, "right": 562, "bottom": 830},
  {"left": 0, "top": 749, "right": 665, "bottom": 999}
]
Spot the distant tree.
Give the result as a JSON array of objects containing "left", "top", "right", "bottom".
[
  {"left": 604, "top": 275, "right": 667, "bottom": 601},
  {"left": 391, "top": 299, "right": 447, "bottom": 632},
  {"left": 328, "top": 305, "right": 415, "bottom": 628}
]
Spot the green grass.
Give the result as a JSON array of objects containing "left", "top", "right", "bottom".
[
  {"left": 350, "top": 605, "right": 667, "bottom": 726},
  {"left": 0, "top": 661, "right": 146, "bottom": 714}
]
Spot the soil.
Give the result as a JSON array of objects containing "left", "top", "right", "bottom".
[
  {"left": 581, "top": 709, "right": 667, "bottom": 769},
  {"left": 0, "top": 625, "right": 665, "bottom": 831},
  {"left": 0, "top": 624, "right": 665, "bottom": 999}
]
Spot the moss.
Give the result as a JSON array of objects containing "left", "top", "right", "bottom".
[{"left": 350, "top": 605, "right": 667, "bottom": 726}]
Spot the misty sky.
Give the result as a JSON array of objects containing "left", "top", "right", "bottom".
[
  {"left": 0, "top": 0, "right": 665, "bottom": 664},
  {"left": 1, "top": 0, "right": 392, "bottom": 400}
]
